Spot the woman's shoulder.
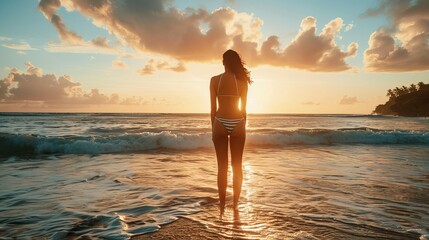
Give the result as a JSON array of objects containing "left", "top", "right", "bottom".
[
  {"left": 210, "top": 73, "right": 222, "bottom": 85},
  {"left": 211, "top": 73, "right": 222, "bottom": 80}
]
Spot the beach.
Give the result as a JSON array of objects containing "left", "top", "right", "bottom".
[
  {"left": 133, "top": 217, "right": 225, "bottom": 240},
  {"left": 0, "top": 113, "right": 428, "bottom": 239}
]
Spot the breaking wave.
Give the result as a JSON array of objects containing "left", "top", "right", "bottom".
[{"left": 1, "top": 128, "right": 428, "bottom": 157}]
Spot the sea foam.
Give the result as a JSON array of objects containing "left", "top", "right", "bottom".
[{"left": 1, "top": 128, "right": 428, "bottom": 157}]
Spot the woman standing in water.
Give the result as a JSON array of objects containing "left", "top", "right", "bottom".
[{"left": 210, "top": 49, "right": 252, "bottom": 214}]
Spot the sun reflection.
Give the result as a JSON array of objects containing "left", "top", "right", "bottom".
[
  {"left": 218, "top": 156, "right": 265, "bottom": 238},
  {"left": 242, "top": 162, "right": 254, "bottom": 200},
  {"left": 226, "top": 162, "right": 267, "bottom": 238}
]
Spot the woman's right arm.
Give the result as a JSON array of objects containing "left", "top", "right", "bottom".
[{"left": 210, "top": 76, "right": 217, "bottom": 127}]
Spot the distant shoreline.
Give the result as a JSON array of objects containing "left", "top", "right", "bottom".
[{"left": 373, "top": 82, "right": 429, "bottom": 117}]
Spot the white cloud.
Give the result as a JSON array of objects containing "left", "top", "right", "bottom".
[
  {"left": 363, "top": 0, "right": 429, "bottom": 72},
  {"left": 0, "top": 36, "right": 12, "bottom": 41},
  {"left": 44, "top": 41, "right": 119, "bottom": 54},
  {"left": 2, "top": 42, "right": 37, "bottom": 51},
  {"left": 345, "top": 23, "right": 354, "bottom": 32}
]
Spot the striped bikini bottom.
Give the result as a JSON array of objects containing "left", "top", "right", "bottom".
[{"left": 215, "top": 117, "right": 244, "bottom": 135}]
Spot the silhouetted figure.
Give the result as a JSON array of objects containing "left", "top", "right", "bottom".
[{"left": 210, "top": 49, "right": 252, "bottom": 214}]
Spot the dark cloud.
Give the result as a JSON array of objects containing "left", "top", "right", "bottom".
[{"left": 363, "top": 0, "right": 429, "bottom": 72}]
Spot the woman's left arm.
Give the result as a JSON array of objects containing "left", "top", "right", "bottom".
[{"left": 210, "top": 77, "right": 217, "bottom": 127}]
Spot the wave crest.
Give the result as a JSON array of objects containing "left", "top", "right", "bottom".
[{"left": 1, "top": 128, "right": 428, "bottom": 157}]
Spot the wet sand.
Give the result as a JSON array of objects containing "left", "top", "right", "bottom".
[{"left": 132, "top": 217, "right": 226, "bottom": 240}]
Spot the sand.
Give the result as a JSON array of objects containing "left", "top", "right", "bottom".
[{"left": 132, "top": 217, "right": 226, "bottom": 240}]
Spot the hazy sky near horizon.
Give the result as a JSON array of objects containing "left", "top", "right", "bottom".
[{"left": 0, "top": 0, "right": 428, "bottom": 113}]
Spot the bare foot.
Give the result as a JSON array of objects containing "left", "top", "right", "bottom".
[
  {"left": 232, "top": 201, "right": 238, "bottom": 210},
  {"left": 219, "top": 203, "right": 225, "bottom": 216}
]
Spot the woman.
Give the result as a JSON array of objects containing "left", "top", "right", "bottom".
[{"left": 210, "top": 49, "right": 252, "bottom": 214}]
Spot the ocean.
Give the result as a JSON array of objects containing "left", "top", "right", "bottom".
[{"left": 0, "top": 113, "right": 428, "bottom": 239}]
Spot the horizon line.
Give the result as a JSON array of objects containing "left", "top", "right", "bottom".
[{"left": 0, "top": 111, "right": 374, "bottom": 115}]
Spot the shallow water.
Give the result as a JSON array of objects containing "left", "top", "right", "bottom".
[
  {"left": 0, "top": 113, "right": 428, "bottom": 239},
  {"left": 192, "top": 146, "right": 429, "bottom": 239}
]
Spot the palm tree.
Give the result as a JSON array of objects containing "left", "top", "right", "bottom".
[
  {"left": 401, "top": 85, "right": 409, "bottom": 94},
  {"left": 386, "top": 89, "right": 395, "bottom": 99},
  {"left": 393, "top": 87, "right": 400, "bottom": 97},
  {"left": 409, "top": 84, "right": 417, "bottom": 92}
]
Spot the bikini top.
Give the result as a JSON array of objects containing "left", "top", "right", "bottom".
[{"left": 217, "top": 73, "right": 239, "bottom": 98}]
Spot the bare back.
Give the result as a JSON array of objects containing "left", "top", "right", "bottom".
[{"left": 210, "top": 72, "right": 248, "bottom": 119}]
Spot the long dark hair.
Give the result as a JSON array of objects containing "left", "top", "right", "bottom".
[{"left": 223, "top": 49, "right": 252, "bottom": 85}]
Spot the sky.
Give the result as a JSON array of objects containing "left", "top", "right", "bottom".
[{"left": 0, "top": 0, "right": 428, "bottom": 113}]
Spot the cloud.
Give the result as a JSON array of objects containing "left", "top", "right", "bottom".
[
  {"left": 24, "top": 62, "right": 43, "bottom": 76},
  {"left": 345, "top": 23, "right": 354, "bottom": 32},
  {"left": 0, "top": 36, "right": 12, "bottom": 41},
  {"left": 234, "top": 17, "right": 358, "bottom": 71},
  {"left": 2, "top": 42, "right": 37, "bottom": 51},
  {"left": 38, "top": 0, "right": 120, "bottom": 54},
  {"left": 301, "top": 101, "right": 320, "bottom": 105},
  {"left": 38, "top": 0, "right": 83, "bottom": 44},
  {"left": 44, "top": 41, "right": 118, "bottom": 54},
  {"left": 363, "top": 0, "right": 429, "bottom": 72},
  {"left": 90, "top": 37, "right": 112, "bottom": 48},
  {"left": 120, "top": 96, "right": 145, "bottom": 105},
  {"left": 38, "top": 0, "right": 357, "bottom": 72},
  {"left": 138, "top": 59, "right": 186, "bottom": 75},
  {"left": 138, "top": 60, "right": 156, "bottom": 75},
  {"left": 112, "top": 59, "right": 128, "bottom": 69},
  {"left": 0, "top": 63, "right": 141, "bottom": 106},
  {"left": 2, "top": 41, "right": 37, "bottom": 55},
  {"left": 339, "top": 95, "right": 358, "bottom": 105}
]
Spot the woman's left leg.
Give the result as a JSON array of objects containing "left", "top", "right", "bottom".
[{"left": 230, "top": 120, "right": 246, "bottom": 208}]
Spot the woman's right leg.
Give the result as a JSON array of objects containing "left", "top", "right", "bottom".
[
  {"left": 230, "top": 120, "right": 246, "bottom": 209},
  {"left": 212, "top": 119, "right": 229, "bottom": 213}
]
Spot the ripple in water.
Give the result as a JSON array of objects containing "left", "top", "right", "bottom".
[{"left": 0, "top": 115, "right": 428, "bottom": 239}]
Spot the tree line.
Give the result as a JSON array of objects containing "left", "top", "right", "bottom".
[
  {"left": 374, "top": 81, "right": 429, "bottom": 117},
  {"left": 386, "top": 82, "right": 427, "bottom": 99}
]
